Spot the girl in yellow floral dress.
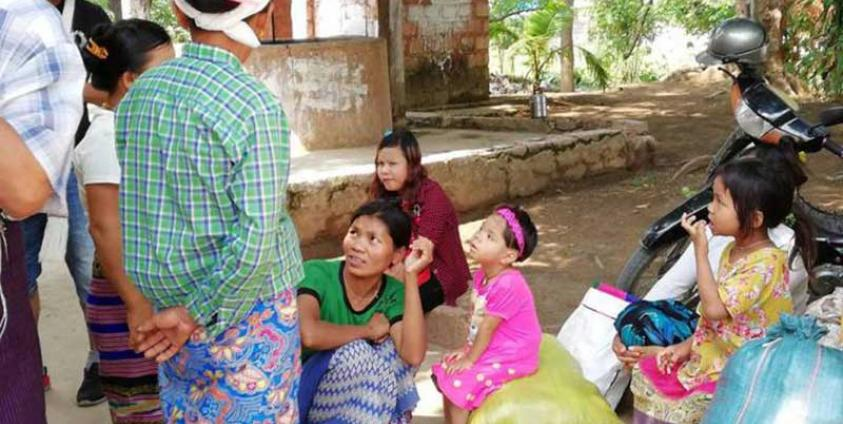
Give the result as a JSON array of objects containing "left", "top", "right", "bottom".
[{"left": 631, "top": 145, "right": 815, "bottom": 424}]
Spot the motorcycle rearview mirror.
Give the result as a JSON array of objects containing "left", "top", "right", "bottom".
[{"left": 819, "top": 106, "right": 843, "bottom": 128}]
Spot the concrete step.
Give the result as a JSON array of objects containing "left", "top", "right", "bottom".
[{"left": 427, "top": 293, "right": 473, "bottom": 350}]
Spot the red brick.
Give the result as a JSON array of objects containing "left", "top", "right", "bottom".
[
  {"left": 403, "top": 22, "right": 418, "bottom": 37},
  {"left": 408, "top": 38, "right": 427, "bottom": 55},
  {"left": 474, "top": 0, "right": 490, "bottom": 17},
  {"left": 467, "top": 19, "right": 479, "bottom": 34},
  {"left": 460, "top": 36, "right": 474, "bottom": 51},
  {"left": 475, "top": 34, "right": 489, "bottom": 50},
  {"left": 468, "top": 52, "right": 487, "bottom": 68}
]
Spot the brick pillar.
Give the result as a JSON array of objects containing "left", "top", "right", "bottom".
[{"left": 401, "top": 0, "right": 490, "bottom": 108}]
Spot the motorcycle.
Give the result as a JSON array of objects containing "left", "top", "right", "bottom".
[{"left": 614, "top": 18, "right": 843, "bottom": 301}]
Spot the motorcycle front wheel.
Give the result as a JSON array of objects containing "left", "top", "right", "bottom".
[{"left": 614, "top": 237, "right": 690, "bottom": 299}]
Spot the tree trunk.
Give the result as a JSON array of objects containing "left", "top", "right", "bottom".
[
  {"left": 558, "top": 0, "right": 575, "bottom": 92},
  {"left": 124, "top": 0, "right": 151, "bottom": 19},
  {"left": 109, "top": 0, "right": 122, "bottom": 19},
  {"left": 735, "top": 0, "right": 751, "bottom": 17},
  {"left": 755, "top": 0, "right": 799, "bottom": 94}
]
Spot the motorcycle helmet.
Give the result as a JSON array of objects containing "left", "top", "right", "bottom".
[{"left": 696, "top": 18, "right": 767, "bottom": 66}]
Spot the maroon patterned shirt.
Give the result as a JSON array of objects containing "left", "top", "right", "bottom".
[{"left": 410, "top": 178, "right": 471, "bottom": 305}]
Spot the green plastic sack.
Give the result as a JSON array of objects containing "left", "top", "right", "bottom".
[{"left": 470, "top": 334, "right": 622, "bottom": 424}]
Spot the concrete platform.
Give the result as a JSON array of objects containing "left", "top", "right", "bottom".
[
  {"left": 289, "top": 128, "right": 542, "bottom": 184},
  {"left": 289, "top": 125, "right": 657, "bottom": 251}
]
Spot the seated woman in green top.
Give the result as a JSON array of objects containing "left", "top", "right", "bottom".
[{"left": 297, "top": 199, "right": 432, "bottom": 423}]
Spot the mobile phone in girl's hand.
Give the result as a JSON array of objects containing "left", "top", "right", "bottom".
[{"left": 685, "top": 207, "right": 709, "bottom": 223}]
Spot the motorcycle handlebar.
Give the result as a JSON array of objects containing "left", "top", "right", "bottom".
[{"left": 825, "top": 138, "right": 843, "bottom": 158}]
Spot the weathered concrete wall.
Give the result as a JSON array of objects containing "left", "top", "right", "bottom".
[
  {"left": 248, "top": 37, "right": 392, "bottom": 150},
  {"left": 288, "top": 122, "right": 656, "bottom": 248},
  {"left": 403, "top": 0, "right": 490, "bottom": 108}
]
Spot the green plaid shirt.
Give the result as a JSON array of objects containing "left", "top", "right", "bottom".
[{"left": 115, "top": 43, "right": 303, "bottom": 337}]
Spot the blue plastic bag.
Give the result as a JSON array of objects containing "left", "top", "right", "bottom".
[{"left": 702, "top": 314, "right": 843, "bottom": 424}]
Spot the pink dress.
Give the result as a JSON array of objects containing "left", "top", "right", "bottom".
[{"left": 432, "top": 269, "right": 542, "bottom": 410}]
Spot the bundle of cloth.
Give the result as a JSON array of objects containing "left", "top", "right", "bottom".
[{"left": 805, "top": 287, "right": 842, "bottom": 350}]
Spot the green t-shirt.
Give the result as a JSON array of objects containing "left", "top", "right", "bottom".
[{"left": 298, "top": 259, "right": 405, "bottom": 359}]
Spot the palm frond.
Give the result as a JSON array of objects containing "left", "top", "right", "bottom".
[
  {"left": 524, "top": 2, "right": 571, "bottom": 39},
  {"left": 490, "top": 20, "right": 520, "bottom": 48},
  {"left": 577, "top": 46, "right": 611, "bottom": 91}
]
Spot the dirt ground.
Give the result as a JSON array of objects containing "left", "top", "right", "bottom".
[
  {"left": 37, "top": 76, "right": 842, "bottom": 423},
  {"left": 514, "top": 75, "right": 843, "bottom": 334}
]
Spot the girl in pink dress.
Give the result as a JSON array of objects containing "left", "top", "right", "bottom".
[{"left": 432, "top": 205, "right": 542, "bottom": 423}]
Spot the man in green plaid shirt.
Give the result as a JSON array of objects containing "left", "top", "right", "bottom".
[{"left": 115, "top": 0, "right": 303, "bottom": 421}]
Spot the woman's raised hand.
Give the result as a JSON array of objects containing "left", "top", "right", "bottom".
[{"left": 404, "top": 236, "right": 434, "bottom": 275}]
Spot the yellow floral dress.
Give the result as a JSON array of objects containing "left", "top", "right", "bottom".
[
  {"left": 631, "top": 244, "right": 794, "bottom": 424},
  {"left": 678, "top": 244, "right": 794, "bottom": 389}
]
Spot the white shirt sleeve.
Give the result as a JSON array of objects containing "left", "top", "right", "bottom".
[
  {"left": 73, "top": 107, "right": 120, "bottom": 188},
  {"left": 644, "top": 228, "right": 731, "bottom": 301},
  {"left": 0, "top": 1, "right": 86, "bottom": 215},
  {"left": 769, "top": 224, "right": 809, "bottom": 314}
]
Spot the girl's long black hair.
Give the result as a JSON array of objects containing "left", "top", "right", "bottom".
[{"left": 716, "top": 139, "right": 815, "bottom": 270}]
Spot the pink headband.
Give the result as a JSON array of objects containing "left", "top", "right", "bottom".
[{"left": 496, "top": 208, "right": 525, "bottom": 256}]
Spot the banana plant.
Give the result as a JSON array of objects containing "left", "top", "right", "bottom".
[{"left": 507, "top": 0, "right": 572, "bottom": 93}]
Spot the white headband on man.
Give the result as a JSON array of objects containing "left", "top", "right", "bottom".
[{"left": 173, "top": 0, "right": 271, "bottom": 48}]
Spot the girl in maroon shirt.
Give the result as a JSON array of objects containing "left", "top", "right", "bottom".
[{"left": 371, "top": 128, "right": 471, "bottom": 312}]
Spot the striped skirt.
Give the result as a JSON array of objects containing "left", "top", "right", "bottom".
[{"left": 86, "top": 273, "right": 162, "bottom": 424}]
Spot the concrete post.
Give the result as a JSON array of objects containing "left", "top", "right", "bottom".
[{"left": 379, "top": 0, "right": 406, "bottom": 124}]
